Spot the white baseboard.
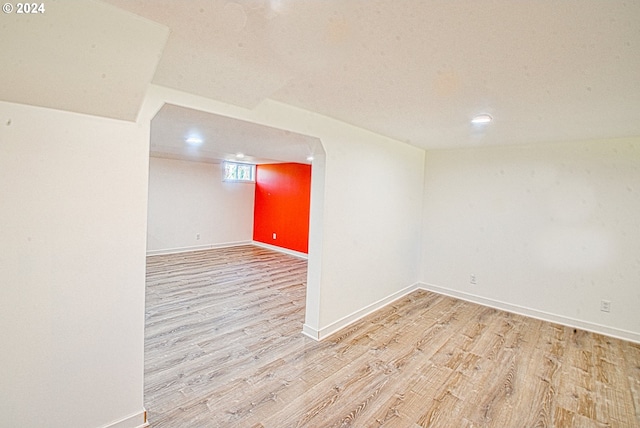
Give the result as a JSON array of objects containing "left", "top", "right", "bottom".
[
  {"left": 301, "top": 281, "right": 639, "bottom": 344},
  {"left": 304, "top": 282, "right": 420, "bottom": 341},
  {"left": 146, "top": 241, "right": 252, "bottom": 256},
  {"left": 99, "top": 410, "right": 148, "bottom": 428},
  {"left": 252, "top": 241, "right": 308, "bottom": 259},
  {"left": 419, "top": 282, "right": 640, "bottom": 344},
  {"left": 302, "top": 323, "right": 320, "bottom": 340}
]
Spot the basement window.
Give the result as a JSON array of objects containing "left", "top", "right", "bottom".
[{"left": 223, "top": 161, "right": 255, "bottom": 182}]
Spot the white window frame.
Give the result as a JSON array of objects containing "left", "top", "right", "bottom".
[{"left": 222, "top": 161, "right": 256, "bottom": 183}]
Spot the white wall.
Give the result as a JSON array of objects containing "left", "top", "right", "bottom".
[
  {"left": 143, "top": 85, "right": 426, "bottom": 339},
  {"left": 0, "top": 101, "right": 149, "bottom": 427},
  {"left": 3, "top": 83, "right": 637, "bottom": 428},
  {"left": 314, "top": 125, "right": 425, "bottom": 336},
  {"left": 420, "top": 137, "right": 640, "bottom": 342},
  {"left": 146, "top": 157, "right": 254, "bottom": 254},
  {"left": 0, "top": 84, "right": 425, "bottom": 427}
]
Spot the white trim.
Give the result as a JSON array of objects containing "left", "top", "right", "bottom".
[
  {"left": 302, "top": 323, "right": 320, "bottom": 340},
  {"left": 252, "top": 241, "right": 308, "bottom": 259},
  {"left": 301, "top": 280, "right": 640, "bottom": 344},
  {"left": 305, "top": 282, "right": 420, "bottom": 341},
  {"left": 99, "top": 410, "right": 148, "bottom": 428},
  {"left": 418, "top": 282, "right": 640, "bottom": 344},
  {"left": 146, "top": 241, "right": 252, "bottom": 256}
]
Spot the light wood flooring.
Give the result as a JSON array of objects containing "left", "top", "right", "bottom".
[{"left": 145, "top": 245, "right": 640, "bottom": 427}]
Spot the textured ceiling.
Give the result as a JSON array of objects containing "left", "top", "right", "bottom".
[
  {"left": 104, "top": 0, "right": 640, "bottom": 149},
  {"left": 0, "top": 0, "right": 168, "bottom": 121},
  {"left": 151, "top": 104, "right": 320, "bottom": 164},
  {"left": 2, "top": 1, "right": 639, "bottom": 150}
]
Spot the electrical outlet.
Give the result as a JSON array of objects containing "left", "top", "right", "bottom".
[
  {"left": 600, "top": 300, "right": 611, "bottom": 313},
  {"left": 272, "top": 232, "right": 277, "bottom": 240},
  {"left": 470, "top": 274, "right": 477, "bottom": 285},
  {"left": 196, "top": 233, "right": 200, "bottom": 240}
]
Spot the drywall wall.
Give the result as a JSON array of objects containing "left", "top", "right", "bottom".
[
  {"left": 0, "top": 100, "right": 148, "bottom": 427},
  {"left": 147, "top": 157, "right": 255, "bottom": 254},
  {"left": 0, "top": 82, "right": 422, "bottom": 427},
  {"left": 253, "top": 163, "right": 311, "bottom": 254},
  {"left": 313, "top": 127, "right": 425, "bottom": 336},
  {"left": 143, "top": 85, "right": 425, "bottom": 338},
  {"left": 420, "top": 137, "right": 640, "bottom": 342}
]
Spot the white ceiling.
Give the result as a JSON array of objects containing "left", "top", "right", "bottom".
[
  {"left": 151, "top": 104, "right": 320, "bottom": 164},
  {"left": 105, "top": 0, "right": 640, "bottom": 150},
  {"left": 0, "top": 0, "right": 168, "bottom": 121},
  {"left": 2, "top": 0, "right": 639, "bottom": 152}
]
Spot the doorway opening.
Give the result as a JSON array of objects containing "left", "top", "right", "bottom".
[{"left": 143, "top": 102, "right": 325, "bottom": 424}]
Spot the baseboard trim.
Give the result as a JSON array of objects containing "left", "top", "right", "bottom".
[
  {"left": 146, "top": 241, "right": 252, "bottom": 256},
  {"left": 302, "top": 323, "right": 320, "bottom": 340},
  {"left": 252, "top": 241, "right": 308, "bottom": 259},
  {"left": 99, "top": 409, "right": 148, "bottom": 428},
  {"left": 302, "top": 281, "right": 639, "bottom": 344},
  {"left": 419, "top": 282, "right": 640, "bottom": 344},
  {"left": 305, "top": 282, "right": 420, "bottom": 341}
]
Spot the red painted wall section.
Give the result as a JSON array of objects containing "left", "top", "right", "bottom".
[{"left": 253, "top": 163, "right": 311, "bottom": 254}]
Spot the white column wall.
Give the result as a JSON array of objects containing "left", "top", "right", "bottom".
[
  {"left": 0, "top": 100, "right": 149, "bottom": 428},
  {"left": 315, "top": 127, "right": 425, "bottom": 334},
  {"left": 420, "top": 138, "right": 640, "bottom": 342}
]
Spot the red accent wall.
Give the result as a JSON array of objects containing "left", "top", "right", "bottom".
[{"left": 253, "top": 163, "right": 311, "bottom": 254}]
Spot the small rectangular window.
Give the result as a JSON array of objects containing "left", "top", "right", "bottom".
[{"left": 223, "top": 161, "right": 255, "bottom": 182}]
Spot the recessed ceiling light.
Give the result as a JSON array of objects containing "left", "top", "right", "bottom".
[
  {"left": 471, "top": 114, "right": 493, "bottom": 124},
  {"left": 236, "top": 152, "right": 245, "bottom": 159},
  {"left": 185, "top": 136, "right": 203, "bottom": 145}
]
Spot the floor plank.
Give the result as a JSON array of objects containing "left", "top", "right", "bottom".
[{"left": 145, "top": 246, "right": 640, "bottom": 427}]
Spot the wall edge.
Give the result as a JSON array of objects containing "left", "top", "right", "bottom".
[
  {"left": 311, "top": 282, "right": 420, "bottom": 341},
  {"left": 146, "top": 241, "right": 252, "bottom": 256},
  {"left": 98, "top": 409, "right": 148, "bottom": 428},
  {"left": 252, "top": 241, "right": 308, "bottom": 259},
  {"left": 419, "top": 282, "right": 640, "bottom": 344}
]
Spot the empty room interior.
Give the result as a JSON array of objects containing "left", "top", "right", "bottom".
[{"left": 1, "top": 1, "right": 639, "bottom": 427}]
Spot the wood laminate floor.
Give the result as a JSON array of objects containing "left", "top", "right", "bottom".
[{"left": 145, "top": 245, "right": 640, "bottom": 427}]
